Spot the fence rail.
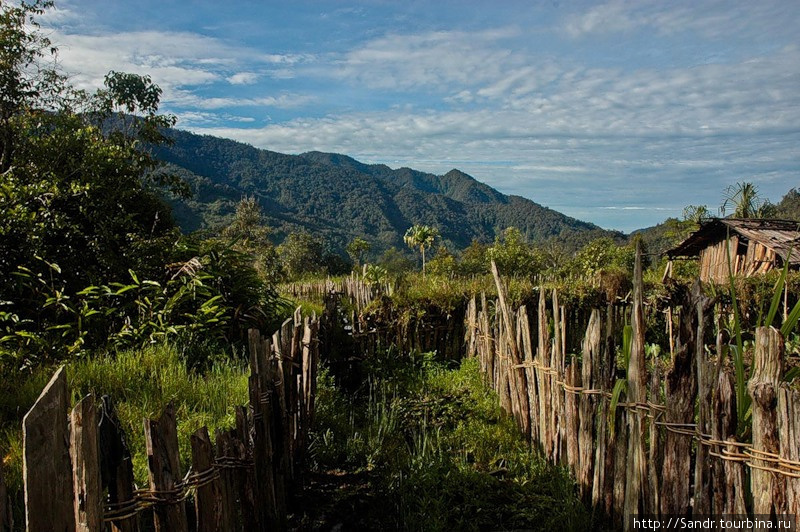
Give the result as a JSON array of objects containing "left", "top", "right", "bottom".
[
  {"left": 16, "top": 308, "right": 320, "bottom": 532},
  {"left": 467, "top": 250, "right": 800, "bottom": 529}
]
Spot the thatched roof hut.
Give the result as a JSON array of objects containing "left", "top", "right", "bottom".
[{"left": 666, "top": 218, "right": 800, "bottom": 283}]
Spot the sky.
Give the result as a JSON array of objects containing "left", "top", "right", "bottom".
[{"left": 39, "top": 0, "right": 800, "bottom": 232}]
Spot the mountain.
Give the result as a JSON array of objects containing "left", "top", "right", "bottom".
[{"left": 154, "top": 128, "right": 623, "bottom": 254}]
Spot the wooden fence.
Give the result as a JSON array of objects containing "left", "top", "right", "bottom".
[
  {"left": 466, "top": 253, "right": 800, "bottom": 529},
  {"left": 14, "top": 308, "right": 319, "bottom": 532},
  {"left": 282, "top": 272, "right": 392, "bottom": 314}
]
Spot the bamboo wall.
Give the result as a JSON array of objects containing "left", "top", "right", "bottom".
[
  {"left": 12, "top": 309, "right": 320, "bottom": 532},
  {"left": 467, "top": 255, "right": 800, "bottom": 529}
]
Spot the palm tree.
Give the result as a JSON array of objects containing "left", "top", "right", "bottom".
[
  {"left": 720, "top": 182, "right": 768, "bottom": 218},
  {"left": 403, "top": 225, "right": 439, "bottom": 276}
]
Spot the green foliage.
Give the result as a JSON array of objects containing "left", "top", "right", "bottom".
[
  {"left": 377, "top": 246, "right": 415, "bottom": 275},
  {"left": 403, "top": 224, "right": 439, "bottom": 275},
  {"left": 573, "top": 237, "right": 635, "bottom": 277},
  {"left": 0, "top": 237, "right": 286, "bottom": 370},
  {"left": 277, "top": 230, "right": 329, "bottom": 280},
  {"left": 346, "top": 237, "right": 371, "bottom": 269},
  {"left": 308, "top": 353, "right": 591, "bottom": 530},
  {"left": 154, "top": 129, "right": 620, "bottom": 257},
  {"left": 426, "top": 245, "right": 457, "bottom": 277},
  {"left": 487, "top": 227, "right": 539, "bottom": 277},
  {"left": 775, "top": 188, "right": 800, "bottom": 221},
  {"left": 720, "top": 181, "right": 774, "bottom": 219},
  {"left": 457, "top": 239, "right": 489, "bottom": 275}
]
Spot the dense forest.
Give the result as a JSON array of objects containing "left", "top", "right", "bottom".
[{"left": 155, "top": 128, "right": 623, "bottom": 256}]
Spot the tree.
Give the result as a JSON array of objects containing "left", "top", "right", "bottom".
[
  {"left": 458, "top": 239, "right": 489, "bottom": 276},
  {"left": 276, "top": 230, "right": 326, "bottom": 280},
  {"left": 403, "top": 225, "right": 439, "bottom": 276},
  {"left": 346, "top": 237, "right": 371, "bottom": 269},
  {"left": 682, "top": 204, "right": 710, "bottom": 225},
  {"left": 720, "top": 182, "right": 773, "bottom": 219},
  {"left": 222, "top": 196, "right": 281, "bottom": 282},
  {"left": 487, "top": 227, "right": 538, "bottom": 276}
]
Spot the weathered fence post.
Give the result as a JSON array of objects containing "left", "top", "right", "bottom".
[
  {"left": 748, "top": 326, "right": 785, "bottom": 523},
  {"left": 660, "top": 281, "right": 709, "bottom": 516},
  {"left": 578, "top": 309, "right": 600, "bottom": 500},
  {"left": 191, "top": 427, "right": 223, "bottom": 532},
  {"left": 144, "top": 402, "right": 188, "bottom": 532},
  {"left": 98, "top": 396, "right": 138, "bottom": 532},
  {"left": 23, "top": 366, "right": 75, "bottom": 532},
  {"left": 624, "top": 242, "right": 647, "bottom": 530},
  {"left": 778, "top": 385, "right": 800, "bottom": 519},
  {"left": 71, "top": 395, "right": 102, "bottom": 532}
]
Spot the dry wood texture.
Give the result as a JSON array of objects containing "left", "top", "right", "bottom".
[
  {"left": 21, "top": 308, "right": 322, "bottom": 532},
  {"left": 467, "top": 247, "right": 798, "bottom": 526},
  {"left": 23, "top": 366, "right": 75, "bottom": 532}
]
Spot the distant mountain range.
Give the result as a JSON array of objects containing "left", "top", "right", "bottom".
[{"left": 154, "top": 128, "right": 624, "bottom": 255}]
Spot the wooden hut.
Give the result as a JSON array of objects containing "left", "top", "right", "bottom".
[{"left": 666, "top": 218, "right": 800, "bottom": 283}]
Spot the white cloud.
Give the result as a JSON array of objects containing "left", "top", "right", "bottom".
[
  {"left": 228, "top": 72, "right": 259, "bottom": 85},
  {"left": 335, "top": 28, "right": 521, "bottom": 91}
]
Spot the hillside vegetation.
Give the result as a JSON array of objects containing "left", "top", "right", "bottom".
[{"left": 154, "top": 129, "right": 623, "bottom": 255}]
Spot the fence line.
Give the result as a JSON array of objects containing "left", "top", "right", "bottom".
[
  {"left": 18, "top": 308, "right": 320, "bottom": 532},
  {"left": 467, "top": 249, "right": 800, "bottom": 528}
]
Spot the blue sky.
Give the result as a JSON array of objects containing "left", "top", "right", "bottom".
[{"left": 41, "top": 0, "right": 800, "bottom": 232}]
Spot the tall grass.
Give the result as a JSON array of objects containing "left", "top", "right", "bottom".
[
  {"left": 0, "top": 342, "right": 249, "bottom": 509},
  {"left": 307, "top": 351, "right": 592, "bottom": 531}
]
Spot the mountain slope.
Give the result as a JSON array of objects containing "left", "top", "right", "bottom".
[{"left": 154, "top": 129, "right": 621, "bottom": 253}]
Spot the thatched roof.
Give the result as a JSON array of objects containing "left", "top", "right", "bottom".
[{"left": 667, "top": 218, "right": 800, "bottom": 266}]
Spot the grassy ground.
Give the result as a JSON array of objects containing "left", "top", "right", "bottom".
[
  {"left": 0, "top": 343, "right": 249, "bottom": 527},
  {"left": 294, "top": 349, "right": 593, "bottom": 531}
]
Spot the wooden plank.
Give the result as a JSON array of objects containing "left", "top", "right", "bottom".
[
  {"left": 564, "top": 363, "right": 580, "bottom": 475},
  {"left": 97, "top": 396, "right": 138, "bottom": 532},
  {"left": 624, "top": 242, "right": 647, "bottom": 529},
  {"left": 519, "top": 306, "right": 539, "bottom": 445},
  {"left": 537, "top": 288, "right": 552, "bottom": 458},
  {"left": 71, "top": 395, "right": 102, "bottom": 532},
  {"left": 23, "top": 366, "right": 75, "bottom": 532},
  {"left": 693, "top": 304, "right": 715, "bottom": 515},
  {"left": 659, "top": 281, "right": 707, "bottom": 516},
  {"left": 578, "top": 309, "right": 600, "bottom": 500},
  {"left": 778, "top": 385, "right": 800, "bottom": 519},
  {"left": 249, "top": 374, "right": 276, "bottom": 531},
  {"left": 748, "top": 326, "right": 785, "bottom": 521},
  {"left": 213, "top": 429, "right": 241, "bottom": 532},
  {"left": 191, "top": 427, "right": 223, "bottom": 532},
  {"left": 711, "top": 369, "right": 747, "bottom": 515},
  {"left": 144, "top": 402, "right": 188, "bottom": 532}
]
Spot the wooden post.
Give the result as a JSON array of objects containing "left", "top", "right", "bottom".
[
  {"left": 537, "top": 288, "right": 552, "bottom": 458},
  {"left": 98, "top": 396, "right": 138, "bottom": 532},
  {"left": 660, "top": 281, "right": 708, "bottom": 517},
  {"left": 144, "top": 402, "right": 188, "bottom": 532},
  {"left": 693, "top": 296, "right": 715, "bottom": 515},
  {"left": 624, "top": 242, "right": 647, "bottom": 529},
  {"left": 748, "top": 326, "right": 785, "bottom": 522},
  {"left": 214, "top": 429, "right": 241, "bottom": 532},
  {"left": 579, "top": 309, "right": 600, "bottom": 500},
  {"left": 191, "top": 427, "right": 223, "bottom": 532},
  {"left": 519, "top": 305, "right": 539, "bottom": 445},
  {"left": 778, "top": 385, "right": 800, "bottom": 519},
  {"left": 711, "top": 369, "right": 747, "bottom": 516},
  {"left": 592, "top": 305, "right": 616, "bottom": 515},
  {"left": 564, "top": 363, "right": 580, "bottom": 475},
  {"left": 23, "top": 366, "right": 76, "bottom": 532},
  {"left": 249, "top": 374, "right": 277, "bottom": 531},
  {"left": 71, "top": 395, "right": 102, "bottom": 532}
]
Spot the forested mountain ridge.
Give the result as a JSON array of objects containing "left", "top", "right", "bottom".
[{"left": 155, "top": 128, "right": 622, "bottom": 254}]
